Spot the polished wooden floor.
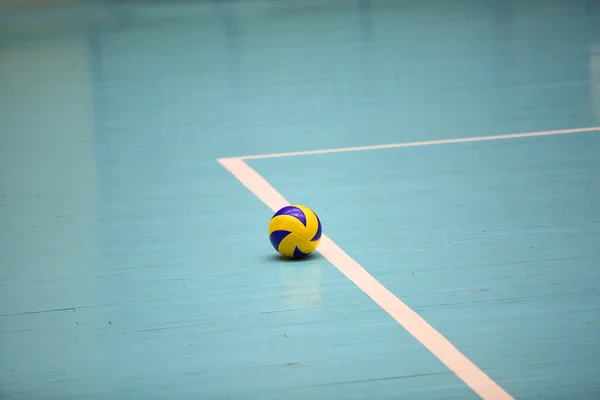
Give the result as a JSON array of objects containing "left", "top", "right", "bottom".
[{"left": 1, "top": 1, "right": 600, "bottom": 399}]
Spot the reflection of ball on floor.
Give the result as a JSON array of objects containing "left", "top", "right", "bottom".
[
  {"left": 268, "top": 204, "right": 322, "bottom": 258},
  {"left": 279, "top": 263, "right": 323, "bottom": 303}
]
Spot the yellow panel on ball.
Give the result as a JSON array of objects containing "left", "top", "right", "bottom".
[{"left": 268, "top": 204, "right": 322, "bottom": 258}]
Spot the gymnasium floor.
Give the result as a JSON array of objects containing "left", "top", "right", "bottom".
[{"left": 1, "top": 0, "right": 600, "bottom": 399}]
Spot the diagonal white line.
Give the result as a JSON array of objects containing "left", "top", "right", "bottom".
[{"left": 218, "top": 157, "right": 515, "bottom": 400}]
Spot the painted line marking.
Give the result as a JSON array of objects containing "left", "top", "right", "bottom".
[
  {"left": 224, "top": 126, "right": 600, "bottom": 160},
  {"left": 218, "top": 157, "right": 514, "bottom": 400},
  {"left": 218, "top": 127, "right": 596, "bottom": 398}
]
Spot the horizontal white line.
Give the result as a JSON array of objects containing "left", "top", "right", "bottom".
[{"left": 231, "top": 126, "right": 600, "bottom": 160}]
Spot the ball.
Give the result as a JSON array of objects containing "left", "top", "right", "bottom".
[{"left": 268, "top": 204, "right": 322, "bottom": 258}]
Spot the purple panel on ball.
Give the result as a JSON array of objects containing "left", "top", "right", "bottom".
[
  {"left": 270, "top": 230, "right": 291, "bottom": 251},
  {"left": 293, "top": 246, "right": 309, "bottom": 258},
  {"left": 273, "top": 206, "right": 306, "bottom": 226},
  {"left": 311, "top": 214, "right": 322, "bottom": 241}
]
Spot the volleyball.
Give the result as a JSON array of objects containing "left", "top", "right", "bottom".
[{"left": 268, "top": 204, "right": 322, "bottom": 258}]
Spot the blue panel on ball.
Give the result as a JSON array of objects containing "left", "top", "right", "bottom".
[
  {"left": 311, "top": 215, "right": 322, "bottom": 241},
  {"left": 293, "top": 246, "right": 309, "bottom": 258},
  {"left": 270, "top": 230, "right": 291, "bottom": 250},
  {"left": 273, "top": 206, "right": 306, "bottom": 226}
]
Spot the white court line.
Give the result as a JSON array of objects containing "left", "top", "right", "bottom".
[
  {"left": 218, "top": 157, "right": 514, "bottom": 400},
  {"left": 218, "top": 127, "right": 600, "bottom": 398},
  {"left": 231, "top": 126, "right": 600, "bottom": 160}
]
